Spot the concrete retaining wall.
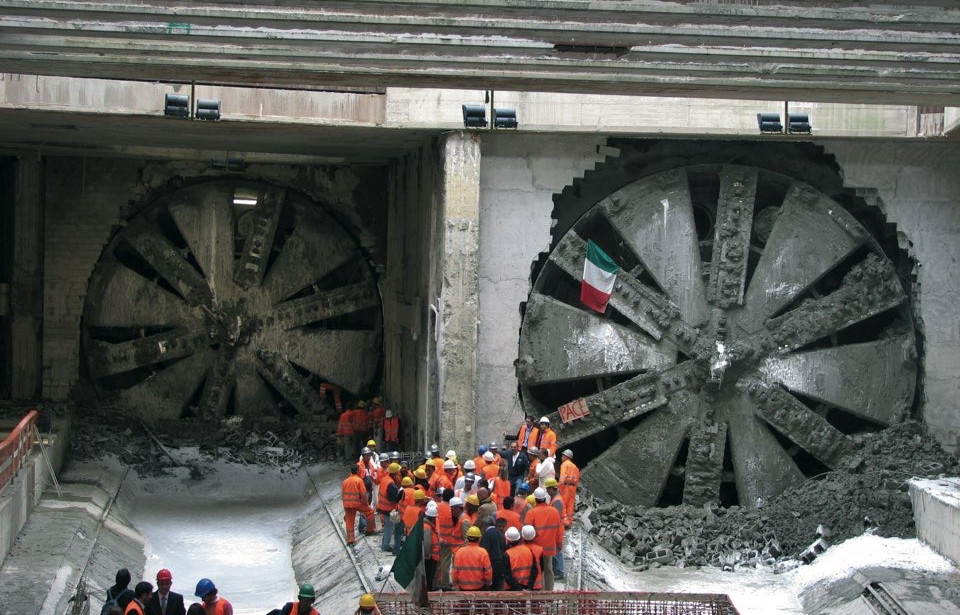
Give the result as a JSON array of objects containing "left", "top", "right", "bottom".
[
  {"left": 909, "top": 477, "right": 960, "bottom": 565},
  {"left": 0, "top": 413, "right": 70, "bottom": 567}
]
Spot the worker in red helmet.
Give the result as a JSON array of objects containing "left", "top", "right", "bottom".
[{"left": 145, "top": 569, "right": 186, "bottom": 615}]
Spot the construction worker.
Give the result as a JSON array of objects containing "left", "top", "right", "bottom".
[
  {"left": 402, "top": 488, "right": 427, "bottom": 535},
  {"left": 525, "top": 446, "right": 541, "bottom": 490},
  {"left": 475, "top": 487, "right": 497, "bottom": 529},
  {"left": 194, "top": 579, "right": 233, "bottom": 615},
  {"left": 530, "top": 417, "right": 558, "bottom": 457},
  {"left": 349, "top": 401, "right": 369, "bottom": 451},
  {"left": 558, "top": 449, "right": 580, "bottom": 528},
  {"left": 544, "top": 478, "right": 566, "bottom": 581},
  {"left": 535, "top": 447, "right": 556, "bottom": 485},
  {"left": 526, "top": 487, "right": 562, "bottom": 590},
  {"left": 503, "top": 414, "right": 536, "bottom": 450},
  {"left": 514, "top": 483, "right": 533, "bottom": 522},
  {"left": 521, "top": 525, "right": 544, "bottom": 590},
  {"left": 460, "top": 494, "right": 480, "bottom": 543},
  {"left": 365, "top": 439, "right": 381, "bottom": 465},
  {"left": 145, "top": 569, "right": 185, "bottom": 615},
  {"left": 377, "top": 462, "right": 404, "bottom": 553},
  {"left": 489, "top": 442, "right": 503, "bottom": 466},
  {"left": 452, "top": 526, "right": 493, "bottom": 591},
  {"left": 436, "top": 490, "right": 458, "bottom": 590},
  {"left": 371, "top": 397, "right": 386, "bottom": 443},
  {"left": 275, "top": 584, "right": 318, "bottom": 615},
  {"left": 437, "top": 459, "right": 458, "bottom": 493},
  {"left": 355, "top": 594, "right": 382, "bottom": 615},
  {"left": 423, "top": 502, "right": 441, "bottom": 591},
  {"left": 357, "top": 447, "right": 378, "bottom": 512},
  {"left": 448, "top": 496, "right": 466, "bottom": 554},
  {"left": 342, "top": 465, "right": 377, "bottom": 545},
  {"left": 479, "top": 515, "right": 509, "bottom": 590},
  {"left": 473, "top": 446, "right": 488, "bottom": 473},
  {"left": 498, "top": 496, "right": 522, "bottom": 531},
  {"left": 383, "top": 410, "right": 400, "bottom": 451},
  {"left": 481, "top": 451, "right": 499, "bottom": 482},
  {"left": 504, "top": 526, "right": 538, "bottom": 591},
  {"left": 337, "top": 408, "right": 355, "bottom": 459},
  {"left": 124, "top": 582, "right": 153, "bottom": 615},
  {"left": 490, "top": 463, "right": 511, "bottom": 506}
]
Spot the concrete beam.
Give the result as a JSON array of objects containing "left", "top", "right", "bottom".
[{"left": 10, "top": 156, "right": 42, "bottom": 400}]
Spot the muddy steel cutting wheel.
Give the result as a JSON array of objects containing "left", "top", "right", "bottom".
[
  {"left": 517, "top": 165, "right": 916, "bottom": 507},
  {"left": 81, "top": 179, "right": 381, "bottom": 420}
]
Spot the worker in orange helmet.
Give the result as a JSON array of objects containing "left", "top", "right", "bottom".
[{"left": 145, "top": 569, "right": 185, "bottom": 615}]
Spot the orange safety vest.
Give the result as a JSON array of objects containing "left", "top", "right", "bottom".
[
  {"left": 550, "top": 492, "right": 565, "bottom": 542},
  {"left": 492, "top": 476, "right": 511, "bottom": 502},
  {"left": 526, "top": 542, "right": 544, "bottom": 589},
  {"left": 506, "top": 544, "right": 536, "bottom": 588},
  {"left": 402, "top": 504, "right": 424, "bottom": 535},
  {"left": 526, "top": 502, "right": 562, "bottom": 557},
  {"left": 124, "top": 602, "right": 145, "bottom": 615},
  {"left": 377, "top": 475, "right": 398, "bottom": 513},
  {"left": 456, "top": 511, "right": 476, "bottom": 551},
  {"left": 337, "top": 411, "right": 354, "bottom": 436},
  {"left": 342, "top": 474, "right": 367, "bottom": 510},
  {"left": 473, "top": 456, "right": 487, "bottom": 471},
  {"left": 452, "top": 543, "right": 493, "bottom": 590},
  {"left": 424, "top": 518, "right": 441, "bottom": 561},
  {"left": 530, "top": 427, "right": 558, "bottom": 456},
  {"left": 398, "top": 486, "right": 415, "bottom": 516},
  {"left": 285, "top": 602, "right": 319, "bottom": 615},
  {"left": 517, "top": 423, "right": 534, "bottom": 448},
  {"left": 372, "top": 405, "right": 386, "bottom": 426},
  {"left": 349, "top": 407, "right": 368, "bottom": 431},
  {"left": 202, "top": 598, "right": 232, "bottom": 615},
  {"left": 498, "top": 507, "right": 522, "bottom": 531},
  {"left": 437, "top": 502, "right": 458, "bottom": 546},
  {"left": 482, "top": 463, "right": 500, "bottom": 482},
  {"left": 383, "top": 416, "right": 400, "bottom": 441}
]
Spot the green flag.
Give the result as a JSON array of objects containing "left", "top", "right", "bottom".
[{"left": 390, "top": 515, "right": 428, "bottom": 605}]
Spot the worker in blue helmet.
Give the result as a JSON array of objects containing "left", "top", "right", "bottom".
[{"left": 194, "top": 579, "right": 233, "bottom": 615}]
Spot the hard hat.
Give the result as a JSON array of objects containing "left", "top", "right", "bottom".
[
  {"left": 463, "top": 460, "right": 476, "bottom": 470},
  {"left": 359, "top": 594, "right": 377, "bottom": 608},
  {"left": 380, "top": 457, "right": 391, "bottom": 465},
  {"left": 298, "top": 583, "right": 315, "bottom": 599},
  {"left": 424, "top": 451, "right": 433, "bottom": 460},
  {"left": 544, "top": 477, "right": 559, "bottom": 488},
  {"left": 373, "top": 396, "right": 382, "bottom": 404},
  {"left": 489, "top": 442, "right": 499, "bottom": 450},
  {"left": 450, "top": 497, "right": 464, "bottom": 507},
  {"left": 478, "top": 445, "right": 488, "bottom": 455},
  {"left": 464, "top": 472, "right": 476, "bottom": 481},
  {"left": 388, "top": 463, "right": 401, "bottom": 474},
  {"left": 414, "top": 489, "right": 426, "bottom": 501},
  {"left": 443, "top": 459, "right": 456, "bottom": 470},
  {"left": 401, "top": 476, "right": 414, "bottom": 486},
  {"left": 505, "top": 527, "right": 521, "bottom": 542},
  {"left": 534, "top": 487, "right": 547, "bottom": 500},
  {"left": 527, "top": 446, "right": 539, "bottom": 455},
  {"left": 539, "top": 416, "right": 550, "bottom": 424},
  {"left": 385, "top": 410, "right": 393, "bottom": 418},
  {"left": 389, "top": 451, "right": 400, "bottom": 460},
  {"left": 358, "top": 400, "right": 366, "bottom": 406},
  {"left": 465, "top": 494, "right": 480, "bottom": 506},
  {"left": 367, "top": 439, "right": 377, "bottom": 447},
  {"left": 482, "top": 451, "right": 494, "bottom": 462},
  {"left": 425, "top": 504, "right": 438, "bottom": 518},
  {"left": 563, "top": 449, "right": 574, "bottom": 458},
  {"left": 526, "top": 494, "right": 536, "bottom": 505},
  {"left": 518, "top": 482, "right": 531, "bottom": 493},
  {"left": 361, "top": 447, "right": 372, "bottom": 455},
  {"left": 156, "top": 569, "right": 172, "bottom": 582},
  {"left": 466, "top": 525, "right": 482, "bottom": 539},
  {"left": 194, "top": 578, "right": 216, "bottom": 598},
  {"left": 414, "top": 468, "right": 427, "bottom": 479},
  {"left": 446, "top": 450, "right": 457, "bottom": 459},
  {"left": 430, "top": 443, "right": 440, "bottom": 453},
  {"left": 521, "top": 525, "right": 537, "bottom": 541}
]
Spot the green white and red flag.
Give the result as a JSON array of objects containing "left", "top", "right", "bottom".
[{"left": 580, "top": 239, "right": 620, "bottom": 314}]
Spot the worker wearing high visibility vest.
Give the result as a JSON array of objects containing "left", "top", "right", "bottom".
[
  {"left": 451, "top": 526, "right": 493, "bottom": 591},
  {"left": 529, "top": 417, "right": 558, "bottom": 457},
  {"left": 521, "top": 525, "right": 544, "bottom": 590},
  {"left": 342, "top": 465, "right": 377, "bottom": 545},
  {"left": 526, "top": 487, "right": 562, "bottom": 590},
  {"left": 504, "top": 526, "right": 538, "bottom": 590},
  {"left": 544, "top": 478, "right": 566, "bottom": 581},
  {"left": 383, "top": 409, "right": 400, "bottom": 451},
  {"left": 558, "top": 449, "right": 580, "bottom": 528}
]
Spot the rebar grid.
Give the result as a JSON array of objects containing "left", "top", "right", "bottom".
[{"left": 376, "top": 591, "right": 740, "bottom": 615}]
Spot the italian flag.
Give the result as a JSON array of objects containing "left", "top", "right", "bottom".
[
  {"left": 580, "top": 239, "right": 620, "bottom": 314},
  {"left": 390, "top": 515, "right": 429, "bottom": 606}
]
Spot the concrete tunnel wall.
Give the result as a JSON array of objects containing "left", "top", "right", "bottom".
[{"left": 471, "top": 135, "right": 960, "bottom": 456}]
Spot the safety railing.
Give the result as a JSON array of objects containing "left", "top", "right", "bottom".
[
  {"left": 0, "top": 409, "right": 38, "bottom": 491},
  {"left": 376, "top": 590, "right": 741, "bottom": 615}
]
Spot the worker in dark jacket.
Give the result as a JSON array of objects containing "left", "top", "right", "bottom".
[{"left": 478, "top": 515, "right": 509, "bottom": 590}]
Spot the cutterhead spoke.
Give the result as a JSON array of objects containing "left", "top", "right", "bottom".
[
  {"left": 87, "top": 264, "right": 197, "bottom": 328},
  {"left": 117, "top": 349, "right": 215, "bottom": 420},
  {"left": 708, "top": 166, "right": 757, "bottom": 308},
  {"left": 168, "top": 183, "right": 237, "bottom": 305},
  {"left": 88, "top": 326, "right": 204, "bottom": 378},
  {"left": 518, "top": 292, "right": 675, "bottom": 386},
  {"left": 280, "top": 328, "right": 380, "bottom": 395},
  {"left": 234, "top": 187, "right": 286, "bottom": 290},
  {"left": 274, "top": 282, "right": 381, "bottom": 331}
]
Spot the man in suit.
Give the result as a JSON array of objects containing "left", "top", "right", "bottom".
[
  {"left": 145, "top": 569, "right": 186, "bottom": 615},
  {"left": 506, "top": 440, "right": 529, "bottom": 497}
]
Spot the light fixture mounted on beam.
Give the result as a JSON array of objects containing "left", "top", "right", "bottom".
[
  {"left": 462, "top": 104, "right": 487, "bottom": 128},
  {"left": 195, "top": 99, "right": 221, "bottom": 121},
  {"left": 493, "top": 107, "right": 518, "bottom": 129},
  {"left": 757, "top": 113, "right": 783, "bottom": 133},
  {"left": 164, "top": 93, "right": 190, "bottom": 118},
  {"left": 788, "top": 113, "right": 812, "bottom": 134}
]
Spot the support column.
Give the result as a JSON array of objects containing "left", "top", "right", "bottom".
[
  {"left": 11, "top": 156, "right": 43, "bottom": 399},
  {"left": 437, "top": 131, "right": 481, "bottom": 456}
]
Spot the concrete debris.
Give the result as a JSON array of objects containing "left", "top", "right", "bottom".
[{"left": 583, "top": 420, "right": 959, "bottom": 573}]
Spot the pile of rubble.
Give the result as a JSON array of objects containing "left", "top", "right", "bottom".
[{"left": 582, "top": 420, "right": 959, "bottom": 573}]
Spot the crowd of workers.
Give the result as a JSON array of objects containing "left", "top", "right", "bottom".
[
  {"left": 101, "top": 569, "right": 380, "bottom": 615},
  {"left": 341, "top": 415, "right": 581, "bottom": 593}
]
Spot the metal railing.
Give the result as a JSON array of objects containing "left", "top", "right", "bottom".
[
  {"left": 376, "top": 590, "right": 741, "bottom": 615},
  {"left": 0, "top": 409, "right": 38, "bottom": 491}
]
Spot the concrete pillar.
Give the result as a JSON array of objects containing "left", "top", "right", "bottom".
[
  {"left": 11, "top": 157, "right": 43, "bottom": 399},
  {"left": 437, "top": 131, "right": 481, "bottom": 455}
]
